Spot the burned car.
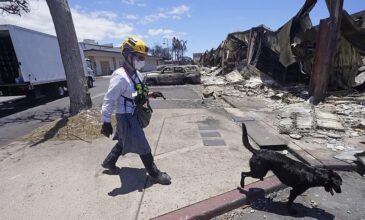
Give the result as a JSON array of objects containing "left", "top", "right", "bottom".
[{"left": 143, "top": 66, "right": 201, "bottom": 85}]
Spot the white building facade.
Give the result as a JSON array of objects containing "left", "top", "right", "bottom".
[{"left": 80, "top": 40, "right": 163, "bottom": 76}]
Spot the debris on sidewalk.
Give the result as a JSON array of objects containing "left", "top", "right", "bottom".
[
  {"left": 289, "top": 134, "right": 302, "bottom": 140},
  {"left": 22, "top": 108, "right": 112, "bottom": 142},
  {"left": 334, "top": 150, "right": 364, "bottom": 163},
  {"left": 315, "top": 109, "right": 345, "bottom": 131}
]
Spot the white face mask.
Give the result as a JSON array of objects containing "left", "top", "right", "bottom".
[{"left": 133, "top": 58, "right": 145, "bottom": 70}]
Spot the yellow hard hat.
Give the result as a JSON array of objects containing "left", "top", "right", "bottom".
[{"left": 120, "top": 36, "right": 149, "bottom": 56}]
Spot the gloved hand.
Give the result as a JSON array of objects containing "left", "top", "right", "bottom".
[
  {"left": 149, "top": 91, "right": 166, "bottom": 100},
  {"left": 101, "top": 122, "right": 113, "bottom": 138}
]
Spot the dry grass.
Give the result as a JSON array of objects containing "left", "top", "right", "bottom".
[{"left": 22, "top": 108, "right": 116, "bottom": 143}]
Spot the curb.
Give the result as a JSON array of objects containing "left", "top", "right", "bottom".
[{"left": 153, "top": 176, "right": 286, "bottom": 220}]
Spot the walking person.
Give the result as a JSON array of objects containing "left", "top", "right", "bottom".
[{"left": 100, "top": 36, "right": 171, "bottom": 185}]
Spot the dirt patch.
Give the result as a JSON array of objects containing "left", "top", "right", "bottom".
[{"left": 22, "top": 108, "right": 116, "bottom": 143}]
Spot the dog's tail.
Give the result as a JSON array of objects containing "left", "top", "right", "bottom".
[{"left": 242, "top": 123, "right": 258, "bottom": 154}]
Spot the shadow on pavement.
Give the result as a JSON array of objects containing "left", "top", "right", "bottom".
[
  {"left": 238, "top": 187, "right": 265, "bottom": 203},
  {"left": 29, "top": 117, "right": 68, "bottom": 147},
  {"left": 250, "top": 197, "right": 335, "bottom": 220},
  {"left": 238, "top": 187, "right": 334, "bottom": 219},
  {"left": 108, "top": 167, "right": 154, "bottom": 196}
]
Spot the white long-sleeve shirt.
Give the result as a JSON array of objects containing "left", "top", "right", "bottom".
[{"left": 101, "top": 67, "right": 143, "bottom": 123}]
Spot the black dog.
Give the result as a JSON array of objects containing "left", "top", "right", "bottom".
[{"left": 240, "top": 123, "right": 342, "bottom": 213}]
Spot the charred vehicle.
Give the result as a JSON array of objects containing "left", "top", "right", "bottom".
[{"left": 143, "top": 66, "right": 201, "bottom": 85}]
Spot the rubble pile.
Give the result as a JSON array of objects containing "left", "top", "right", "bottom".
[
  {"left": 276, "top": 100, "right": 365, "bottom": 153},
  {"left": 331, "top": 101, "right": 365, "bottom": 135},
  {"left": 200, "top": 67, "right": 226, "bottom": 86},
  {"left": 201, "top": 66, "right": 307, "bottom": 105},
  {"left": 22, "top": 108, "right": 113, "bottom": 142}
]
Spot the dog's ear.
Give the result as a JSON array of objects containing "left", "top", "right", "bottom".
[
  {"left": 329, "top": 169, "right": 342, "bottom": 182},
  {"left": 323, "top": 169, "right": 334, "bottom": 185}
]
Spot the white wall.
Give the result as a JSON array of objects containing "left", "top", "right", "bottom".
[
  {"left": 94, "top": 57, "right": 114, "bottom": 75},
  {"left": 86, "top": 52, "right": 160, "bottom": 74}
]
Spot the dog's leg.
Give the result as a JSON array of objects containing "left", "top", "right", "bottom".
[
  {"left": 287, "top": 188, "right": 307, "bottom": 215},
  {"left": 240, "top": 172, "right": 251, "bottom": 188},
  {"left": 241, "top": 166, "right": 269, "bottom": 188}
]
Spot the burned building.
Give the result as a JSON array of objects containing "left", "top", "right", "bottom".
[{"left": 199, "top": 0, "right": 365, "bottom": 90}]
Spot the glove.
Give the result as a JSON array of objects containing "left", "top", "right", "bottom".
[
  {"left": 149, "top": 91, "right": 166, "bottom": 100},
  {"left": 101, "top": 122, "right": 113, "bottom": 138}
]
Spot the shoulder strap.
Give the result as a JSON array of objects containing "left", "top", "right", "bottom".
[
  {"left": 121, "top": 94, "right": 133, "bottom": 112},
  {"left": 124, "top": 70, "right": 138, "bottom": 85},
  {"left": 120, "top": 69, "right": 136, "bottom": 112}
]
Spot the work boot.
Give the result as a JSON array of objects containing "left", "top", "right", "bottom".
[
  {"left": 150, "top": 171, "right": 171, "bottom": 185},
  {"left": 140, "top": 153, "right": 172, "bottom": 185},
  {"left": 102, "top": 143, "right": 123, "bottom": 174},
  {"left": 101, "top": 163, "right": 119, "bottom": 174}
]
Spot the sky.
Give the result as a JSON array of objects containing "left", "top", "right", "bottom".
[{"left": 1, "top": 0, "right": 364, "bottom": 57}]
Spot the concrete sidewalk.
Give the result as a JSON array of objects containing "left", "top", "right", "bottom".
[
  {"left": 2, "top": 96, "right": 361, "bottom": 219},
  {"left": 0, "top": 108, "right": 258, "bottom": 219}
]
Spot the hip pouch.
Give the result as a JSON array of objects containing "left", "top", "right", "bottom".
[{"left": 134, "top": 103, "right": 152, "bottom": 128}]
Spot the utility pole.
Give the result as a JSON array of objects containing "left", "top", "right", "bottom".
[{"left": 162, "top": 38, "right": 170, "bottom": 60}]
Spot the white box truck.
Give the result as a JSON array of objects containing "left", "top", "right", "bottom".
[{"left": 0, "top": 25, "right": 95, "bottom": 99}]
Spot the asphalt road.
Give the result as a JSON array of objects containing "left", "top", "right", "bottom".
[
  {"left": 215, "top": 171, "right": 365, "bottom": 220},
  {"left": 0, "top": 77, "right": 207, "bottom": 148},
  {"left": 0, "top": 78, "right": 107, "bottom": 148}
]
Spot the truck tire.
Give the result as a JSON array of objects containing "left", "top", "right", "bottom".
[
  {"left": 42, "top": 82, "right": 66, "bottom": 99},
  {"left": 87, "top": 77, "right": 94, "bottom": 88},
  {"left": 56, "top": 86, "right": 65, "bottom": 97}
]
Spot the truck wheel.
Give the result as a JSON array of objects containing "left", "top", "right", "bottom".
[
  {"left": 87, "top": 77, "right": 94, "bottom": 88},
  {"left": 43, "top": 84, "right": 65, "bottom": 99},
  {"left": 56, "top": 86, "right": 65, "bottom": 97}
]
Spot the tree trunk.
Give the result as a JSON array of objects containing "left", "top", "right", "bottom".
[{"left": 46, "top": 0, "right": 92, "bottom": 115}]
